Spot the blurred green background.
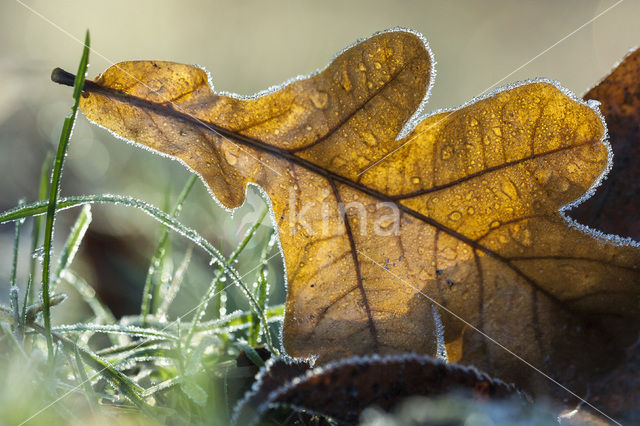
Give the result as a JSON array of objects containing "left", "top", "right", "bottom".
[{"left": 1, "top": 0, "right": 639, "bottom": 322}]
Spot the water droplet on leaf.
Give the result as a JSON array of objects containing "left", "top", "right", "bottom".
[
  {"left": 448, "top": 211, "right": 462, "bottom": 221},
  {"left": 310, "top": 90, "right": 329, "bottom": 109}
]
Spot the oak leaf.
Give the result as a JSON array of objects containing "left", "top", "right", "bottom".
[
  {"left": 53, "top": 29, "right": 640, "bottom": 398},
  {"left": 570, "top": 47, "right": 640, "bottom": 240}
]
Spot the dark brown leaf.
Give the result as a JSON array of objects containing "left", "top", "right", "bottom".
[
  {"left": 570, "top": 47, "right": 640, "bottom": 240},
  {"left": 233, "top": 354, "right": 526, "bottom": 425}
]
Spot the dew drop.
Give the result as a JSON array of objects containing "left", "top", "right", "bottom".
[
  {"left": 440, "top": 145, "right": 453, "bottom": 160},
  {"left": 374, "top": 62, "right": 382, "bottom": 69},
  {"left": 501, "top": 180, "right": 519, "bottom": 200},
  {"left": 224, "top": 151, "right": 238, "bottom": 166},
  {"left": 490, "top": 220, "right": 501, "bottom": 229},
  {"left": 448, "top": 211, "right": 462, "bottom": 221},
  {"left": 411, "top": 176, "right": 421, "bottom": 184},
  {"left": 378, "top": 217, "right": 396, "bottom": 229},
  {"left": 418, "top": 269, "right": 430, "bottom": 280},
  {"left": 32, "top": 246, "right": 45, "bottom": 262},
  {"left": 310, "top": 90, "right": 329, "bottom": 109},
  {"left": 440, "top": 247, "right": 457, "bottom": 260},
  {"left": 341, "top": 69, "right": 352, "bottom": 92},
  {"left": 362, "top": 131, "right": 377, "bottom": 147},
  {"left": 514, "top": 228, "right": 532, "bottom": 247},
  {"left": 534, "top": 168, "right": 552, "bottom": 185},
  {"left": 426, "top": 196, "right": 439, "bottom": 208},
  {"left": 332, "top": 157, "right": 346, "bottom": 168}
]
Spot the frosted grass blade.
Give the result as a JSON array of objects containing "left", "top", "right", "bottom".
[{"left": 41, "top": 30, "right": 90, "bottom": 362}]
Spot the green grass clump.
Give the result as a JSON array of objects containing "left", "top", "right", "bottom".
[{"left": 0, "top": 30, "right": 284, "bottom": 425}]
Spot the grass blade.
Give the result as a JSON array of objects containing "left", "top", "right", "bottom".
[
  {"left": 194, "top": 304, "right": 284, "bottom": 333},
  {"left": 29, "top": 322, "right": 148, "bottom": 410},
  {"left": 52, "top": 323, "right": 177, "bottom": 340},
  {"left": 9, "top": 200, "right": 25, "bottom": 289},
  {"left": 52, "top": 204, "right": 91, "bottom": 291},
  {"left": 157, "top": 245, "right": 193, "bottom": 318},
  {"left": 72, "top": 345, "right": 98, "bottom": 411},
  {"left": 9, "top": 202, "right": 25, "bottom": 339},
  {"left": 97, "top": 339, "right": 171, "bottom": 357},
  {"left": 62, "top": 271, "right": 115, "bottom": 324},
  {"left": 41, "top": 30, "right": 90, "bottom": 362},
  {"left": 28, "top": 152, "right": 53, "bottom": 305},
  {"left": 248, "top": 229, "right": 274, "bottom": 346},
  {"left": 9, "top": 287, "right": 21, "bottom": 339},
  {"left": 184, "top": 205, "right": 269, "bottom": 349},
  {"left": 141, "top": 376, "right": 182, "bottom": 398},
  {"left": 0, "top": 322, "right": 28, "bottom": 359},
  {"left": 234, "top": 342, "right": 265, "bottom": 367},
  {"left": 213, "top": 205, "right": 269, "bottom": 321},
  {"left": 20, "top": 275, "right": 33, "bottom": 333},
  {"left": 24, "top": 293, "right": 67, "bottom": 326},
  {"left": 23, "top": 156, "right": 50, "bottom": 333},
  {"left": 141, "top": 174, "right": 197, "bottom": 325},
  {"left": 152, "top": 187, "right": 173, "bottom": 313}
]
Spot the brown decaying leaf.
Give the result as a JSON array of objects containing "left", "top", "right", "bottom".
[
  {"left": 233, "top": 354, "right": 525, "bottom": 426},
  {"left": 570, "top": 47, "right": 640, "bottom": 240},
  {"left": 64, "top": 29, "right": 640, "bottom": 398},
  {"left": 234, "top": 356, "right": 313, "bottom": 425}
]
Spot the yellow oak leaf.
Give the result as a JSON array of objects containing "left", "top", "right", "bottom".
[{"left": 53, "top": 29, "right": 640, "bottom": 399}]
